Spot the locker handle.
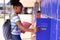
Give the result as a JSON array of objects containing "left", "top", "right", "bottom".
[{"left": 41, "top": 28, "right": 47, "bottom": 30}]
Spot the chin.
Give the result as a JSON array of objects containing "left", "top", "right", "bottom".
[{"left": 18, "top": 12, "right": 21, "bottom": 14}]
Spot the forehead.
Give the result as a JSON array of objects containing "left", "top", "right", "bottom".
[{"left": 17, "top": 6, "right": 23, "bottom": 8}]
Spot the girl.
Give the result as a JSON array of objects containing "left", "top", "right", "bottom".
[{"left": 11, "top": 2, "right": 39, "bottom": 40}]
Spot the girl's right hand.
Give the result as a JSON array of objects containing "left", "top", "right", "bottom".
[{"left": 32, "top": 27, "right": 40, "bottom": 34}]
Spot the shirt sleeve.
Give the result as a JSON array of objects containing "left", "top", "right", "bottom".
[{"left": 13, "top": 16, "right": 20, "bottom": 22}]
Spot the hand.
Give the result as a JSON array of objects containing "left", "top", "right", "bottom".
[
  {"left": 21, "top": 30, "right": 25, "bottom": 33},
  {"left": 33, "top": 27, "right": 40, "bottom": 34}
]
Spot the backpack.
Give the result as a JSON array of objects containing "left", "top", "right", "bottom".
[{"left": 3, "top": 19, "right": 12, "bottom": 40}]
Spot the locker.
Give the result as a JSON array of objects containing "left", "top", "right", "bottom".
[
  {"left": 50, "top": 19, "right": 57, "bottom": 40},
  {"left": 58, "top": 21, "right": 60, "bottom": 40},
  {"left": 36, "top": 18, "right": 51, "bottom": 40},
  {"left": 58, "top": 0, "right": 60, "bottom": 40},
  {"left": 58, "top": 0, "right": 60, "bottom": 19},
  {"left": 36, "top": 0, "right": 59, "bottom": 40}
]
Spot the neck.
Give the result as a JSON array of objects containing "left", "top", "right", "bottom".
[{"left": 14, "top": 11, "right": 19, "bottom": 14}]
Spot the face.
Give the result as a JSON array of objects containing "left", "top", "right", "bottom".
[
  {"left": 14, "top": 6, "right": 22, "bottom": 14},
  {"left": 36, "top": 13, "right": 41, "bottom": 18}
]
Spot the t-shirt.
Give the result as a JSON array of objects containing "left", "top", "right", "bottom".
[{"left": 10, "top": 13, "right": 21, "bottom": 35}]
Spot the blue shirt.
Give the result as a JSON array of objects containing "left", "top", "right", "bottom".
[{"left": 11, "top": 13, "right": 21, "bottom": 35}]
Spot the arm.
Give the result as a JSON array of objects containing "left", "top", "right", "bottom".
[{"left": 16, "top": 20, "right": 34, "bottom": 33}]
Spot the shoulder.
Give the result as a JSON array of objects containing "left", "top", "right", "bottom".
[
  {"left": 12, "top": 15, "right": 20, "bottom": 22},
  {"left": 13, "top": 16, "right": 20, "bottom": 19}
]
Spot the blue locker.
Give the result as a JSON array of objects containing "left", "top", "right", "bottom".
[
  {"left": 50, "top": 19, "right": 57, "bottom": 40},
  {"left": 50, "top": 0, "right": 58, "bottom": 40},
  {"left": 58, "top": 0, "right": 60, "bottom": 19},
  {"left": 36, "top": 0, "right": 60, "bottom": 40},
  {"left": 58, "top": 0, "right": 60, "bottom": 40},
  {"left": 51, "top": 0, "right": 58, "bottom": 18},
  {"left": 36, "top": 18, "right": 51, "bottom": 40},
  {"left": 58, "top": 21, "right": 60, "bottom": 40},
  {"left": 45, "top": 0, "right": 51, "bottom": 16},
  {"left": 40, "top": 0, "right": 46, "bottom": 14},
  {"left": 36, "top": 18, "right": 57, "bottom": 40},
  {"left": 36, "top": 0, "right": 58, "bottom": 40}
]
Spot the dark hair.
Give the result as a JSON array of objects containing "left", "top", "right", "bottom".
[
  {"left": 10, "top": 0, "right": 19, "bottom": 2},
  {"left": 13, "top": 2, "right": 23, "bottom": 8},
  {"left": 10, "top": 0, "right": 19, "bottom": 5},
  {"left": 37, "top": 11, "right": 41, "bottom": 13},
  {"left": 10, "top": 0, "right": 23, "bottom": 8}
]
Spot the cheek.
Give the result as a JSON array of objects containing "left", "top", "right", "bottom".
[
  {"left": 19, "top": 9, "right": 22, "bottom": 12},
  {"left": 17, "top": 7, "right": 22, "bottom": 13}
]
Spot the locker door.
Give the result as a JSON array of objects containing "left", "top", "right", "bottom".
[
  {"left": 36, "top": 0, "right": 58, "bottom": 40},
  {"left": 36, "top": 18, "right": 51, "bottom": 40},
  {"left": 58, "top": 0, "right": 60, "bottom": 40},
  {"left": 50, "top": 0, "right": 58, "bottom": 40},
  {"left": 36, "top": 0, "right": 51, "bottom": 40}
]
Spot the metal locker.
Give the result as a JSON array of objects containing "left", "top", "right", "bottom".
[
  {"left": 36, "top": 0, "right": 58, "bottom": 40},
  {"left": 36, "top": 18, "right": 51, "bottom": 40}
]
